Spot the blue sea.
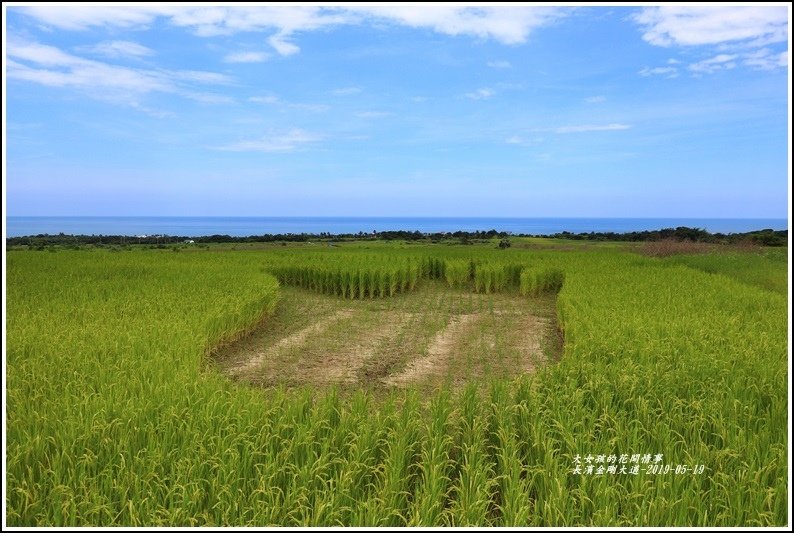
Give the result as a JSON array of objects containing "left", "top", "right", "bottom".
[{"left": 4, "top": 217, "right": 788, "bottom": 238}]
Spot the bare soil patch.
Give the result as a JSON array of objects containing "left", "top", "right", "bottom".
[
  {"left": 382, "top": 313, "right": 480, "bottom": 387},
  {"left": 214, "top": 283, "right": 559, "bottom": 392},
  {"left": 226, "top": 309, "right": 353, "bottom": 378}
]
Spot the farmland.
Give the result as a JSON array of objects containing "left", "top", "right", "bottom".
[{"left": 5, "top": 242, "right": 788, "bottom": 526}]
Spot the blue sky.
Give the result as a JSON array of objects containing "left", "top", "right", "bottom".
[{"left": 4, "top": 4, "right": 790, "bottom": 217}]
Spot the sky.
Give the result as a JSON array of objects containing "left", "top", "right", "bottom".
[{"left": 3, "top": 4, "right": 791, "bottom": 217}]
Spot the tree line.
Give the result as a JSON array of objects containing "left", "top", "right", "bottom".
[{"left": 6, "top": 226, "right": 787, "bottom": 247}]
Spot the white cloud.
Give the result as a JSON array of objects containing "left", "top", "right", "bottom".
[
  {"left": 465, "top": 88, "right": 494, "bottom": 100},
  {"left": 180, "top": 6, "right": 353, "bottom": 37},
  {"left": 506, "top": 135, "right": 543, "bottom": 145},
  {"left": 184, "top": 92, "right": 235, "bottom": 105},
  {"left": 215, "top": 128, "right": 322, "bottom": 152},
  {"left": 170, "top": 70, "right": 232, "bottom": 84},
  {"left": 78, "top": 40, "right": 154, "bottom": 58},
  {"left": 555, "top": 123, "right": 631, "bottom": 133},
  {"left": 18, "top": 6, "right": 353, "bottom": 55},
  {"left": 487, "top": 60, "right": 511, "bottom": 69},
  {"left": 333, "top": 87, "right": 362, "bottom": 95},
  {"left": 639, "top": 66, "right": 679, "bottom": 78},
  {"left": 19, "top": 6, "right": 568, "bottom": 56},
  {"left": 742, "top": 48, "right": 789, "bottom": 70},
  {"left": 249, "top": 95, "right": 280, "bottom": 104},
  {"left": 354, "top": 6, "right": 567, "bottom": 45},
  {"left": 584, "top": 95, "right": 606, "bottom": 103},
  {"left": 355, "top": 111, "right": 392, "bottom": 119},
  {"left": 7, "top": 42, "right": 169, "bottom": 93},
  {"left": 19, "top": 6, "right": 171, "bottom": 30},
  {"left": 7, "top": 40, "right": 231, "bottom": 109},
  {"left": 688, "top": 53, "right": 737, "bottom": 74},
  {"left": 633, "top": 8, "right": 788, "bottom": 76},
  {"left": 224, "top": 51, "right": 270, "bottom": 63},
  {"left": 249, "top": 95, "right": 329, "bottom": 112},
  {"left": 268, "top": 33, "right": 300, "bottom": 56},
  {"left": 633, "top": 6, "right": 788, "bottom": 47}
]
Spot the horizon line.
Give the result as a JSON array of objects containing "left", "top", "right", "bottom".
[{"left": 7, "top": 215, "right": 789, "bottom": 220}]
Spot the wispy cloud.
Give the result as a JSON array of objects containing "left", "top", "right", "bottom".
[
  {"left": 632, "top": 6, "right": 788, "bottom": 47},
  {"left": 7, "top": 39, "right": 232, "bottom": 110},
  {"left": 170, "top": 70, "right": 232, "bottom": 84},
  {"left": 742, "top": 48, "right": 788, "bottom": 70},
  {"left": 487, "top": 60, "right": 511, "bottom": 69},
  {"left": 506, "top": 135, "right": 543, "bottom": 145},
  {"left": 584, "top": 95, "right": 606, "bottom": 103},
  {"left": 354, "top": 6, "right": 569, "bottom": 45},
  {"left": 184, "top": 92, "right": 235, "bottom": 105},
  {"left": 19, "top": 6, "right": 170, "bottom": 31},
  {"left": 688, "top": 54, "right": 737, "bottom": 74},
  {"left": 77, "top": 40, "right": 154, "bottom": 58},
  {"left": 7, "top": 42, "right": 169, "bottom": 92},
  {"left": 465, "top": 88, "right": 494, "bottom": 100},
  {"left": 20, "top": 6, "right": 570, "bottom": 56},
  {"left": 333, "top": 86, "right": 362, "bottom": 95},
  {"left": 356, "top": 111, "right": 393, "bottom": 119},
  {"left": 633, "top": 7, "right": 788, "bottom": 77},
  {"left": 249, "top": 95, "right": 330, "bottom": 112},
  {"left": 215, "top": 128, "right": 322, "bottom": 152},
  {"left": 223, "top": 51, "right": 270, "bottom": 63},
  {"left": 639, "top": 66, "right": 679, "bottom": 78},
  {"left": 555, "top": 123, "right": 631, "bottom": 134},
  {"left": 268, "top": 33, "right": 300, "bottom": 56},
  {"left": 249, "top": 95, "right": 280, "bottom": 104}
]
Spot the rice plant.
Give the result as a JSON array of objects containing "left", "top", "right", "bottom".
[
  {"left": 443, "top": 259, "right": 470, "bottom": 288},
  {"left": 5, "top": 245, "right": 787, "bottom": 526},
  {"left": 519, "top": 266, "right": 565, "bottom": 296},
  {"left": 266, "top": 255, "right": 420, "bottom": 299}
]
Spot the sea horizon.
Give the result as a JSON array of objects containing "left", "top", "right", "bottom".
[{"left": 4, "top": 216, "right": 788, "bottom": 238}]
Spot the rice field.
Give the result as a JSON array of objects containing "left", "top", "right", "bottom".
[{"left": 4, "top": 243, "right": 789, "bottom": 526}]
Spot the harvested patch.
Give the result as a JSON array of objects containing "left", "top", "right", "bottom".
[
  {"left": 296, "top": 311, "right": 417, "bottom": 385},
  {"left": 227, "top": 309, "right": 353, "bottom": 378},
  {"left": 215, "top": 282, "right": 559, "bottom": 393},
  {"left": 512, "top": 315, "right": 551, "bottom": 373},
  {"left": 383, "top": 313, "right": 481, "bottom": 387}
]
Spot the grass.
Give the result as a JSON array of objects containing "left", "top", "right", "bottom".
[{"left": 5, "top": 243, "right": 788, "bottom": 526}]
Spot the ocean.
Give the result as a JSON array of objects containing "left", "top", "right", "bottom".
[{"left": 4, "top": 217, "right": 788, "bottom": 238}]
